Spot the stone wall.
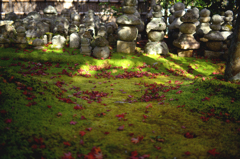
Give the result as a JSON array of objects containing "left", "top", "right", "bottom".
[{"left": 1, "top": 0, "right": 149, "bottom": 22}]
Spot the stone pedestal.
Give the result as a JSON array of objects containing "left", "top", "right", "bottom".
[
  {"left": 204, "top": 50, "right": 224, "bottom": 59},
  {"left": 177, "top": 49, "right": 193, "bottom": 57},
  {"left": 117, "top": 40, "right": 136, "bottom": 54}
]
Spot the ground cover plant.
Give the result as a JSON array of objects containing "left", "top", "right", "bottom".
[{"left": 0, "top": 45, "right": 240, "bottom": 159}]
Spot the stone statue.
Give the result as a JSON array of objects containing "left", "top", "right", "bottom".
[
  {"left": 116, "top": 0, "right": 141, "bottom": 53},
  {"left": 93, "top": 36, "right": 110, "bottom": 59},
  {"left": 173, "top": 9, "right": 200, "bottom": 57},
  {"left": 145, "top": 5, "right": 168, "bottom": 55},
  {"left": 204, "top": 14, "right": 225, "bottom": 58}
]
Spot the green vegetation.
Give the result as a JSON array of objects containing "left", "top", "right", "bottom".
[{"left": 0, "top": 46, "right": 240, "bottom": 159}]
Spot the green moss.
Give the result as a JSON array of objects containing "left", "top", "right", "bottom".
[{"left": 0, "top": 47, "right": 240, "bottom": 158}]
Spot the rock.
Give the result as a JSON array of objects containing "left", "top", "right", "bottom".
[
  {"left": 4, "top": 12, "right": 19, "bottom": 22},
  {"left": 118, "top": 26, "right": 138, "bottom": 41},
  {"left": 93, "top": 46, "right": 110, "bottom": 59},
  {"left": 51, "top": 35, "right": 66, "bottom": 49},
  {"left": 206, "top": 41, "right": 223, "bottom": 51},
  {"left": 204, "top": 50, "right": 224, "bottom": 58},
  {"left": 144, "top": 41, "right": 169, "bottom": 55},
  {"left": 117, "top": 40, "right": 135, "bottom": 53},
  {"left": 27, "top": 12, "right": 41, "bottom": 21},
  {"left": 44, "top": 5, "right": 58, "bottom": 15},
  {"left": 180, "top": 23, "right": 196, "bottom": 34},
  {"left": 173, "top": 34, "right": 200, "bottom": 50},
  {"left": 180, "top": 9, "right": 198, "bottom": 23},
  {"left": 177, "top": 49, "right": 193, "bottom": 57},
  {"left": 95, "top": 36, "right": 109, "bottom": 47},
  {"left": 116, "top": 14, "right": 141, "bottom": 26},
  {"left": 43, "top": 35, "right": 48, "bottom": 44},
  {"left": 69, "top": 33, "right": 80, "bottom": 48},
  {"left": 147, "top": 31, "right": 164, "bottom": 42},
  {"left": 204, "top": 31, "right": 224, "bottom": 41},
  {"left": 32, "top": 39, "right": 44, "bottom": 49},
  {"left": 122, "top": 6, "right": 136, "bottom": 14}
]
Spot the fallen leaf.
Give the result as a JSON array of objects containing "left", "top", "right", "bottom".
[
  {"left": 79, "top": 131, "right": 86, "bottom": 136},
  {"left": 118, "top": 125, "right": 124, "bottom": 131}
]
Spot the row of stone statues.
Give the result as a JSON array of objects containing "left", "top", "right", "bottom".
[
  {"left": 167, "top": 2, "right": 236, "bottom": 59},
  {"left": 0, "top": 1, "right": 238, "bottom": 60}
]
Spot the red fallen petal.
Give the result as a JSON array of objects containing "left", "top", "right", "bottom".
[
  {"left": 79, "top": 131, "right": 86, "bottom": 136},
  {"left": 129, "top": 133, "right": 134, "bottom": 136},
  {"left": 185, "top": 151, "right": 190, "bottom": 155},
  {"left": 208, "top": 148, "right": 220, "bottom": 156},
  {"left": 5, "top": 119, "right": 12, "bottom": 124},
  {"left": 63, "top": 141, "right": 71, "bottom": 146},
  {"left": 31, "top": 144, "right": 38, "bottom": 149},
  {"left": 81, "top": 116, "right": 86, "bottom": 120},
  {"left": 143, "top": 115, "right": 148, "bottom": 119},
  {"left": 104, "top": 132, "right": 109, "bottom": 135},
  {"left": 86, "top": 127, "right": 92, "bottom": 131},
  {"left": 131, "top": 150, "right": 138, "bottom": 157},
  {"left": 154, "top": 145, "right": 161, "bottom": 150},
  {"left": 47, "top": 105, "right": 52, "bottom": 108},
  {"left": 39, "top": 145, "right": 46, "bottom": 149}
]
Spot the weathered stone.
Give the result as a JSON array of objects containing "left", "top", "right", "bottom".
[
  {"left": 177, "top": 49, "right": 193, "bottom": 57},
  {"left": 144, "top": 41, "right": 169, "bottom": 55},
  {"left": 199, "top": 17, "right": 211, "bottom": 23},
  {"left": 174, "top": 2, "right": 185, "bottom": 11},
  {"left": 204, "top": 50, "right": 224, "bottom": 58},
  {"left": 197, "top": 23, "right": 211, "bottom": 36},
  {"left": 221, "top": 31, "right": 233, "bottom": 40},
  {"left": 5, "top": 12, "right": 19, "bottom": 22},
  {"left": 146, "top": 18, "right": 166, "bottom": 33},
  {"left": 16, "top": 26, "right": 26, "bottom": 33},
  {"left": 116, "top": 14, "right": 141, "bottom": 26},
  {"left": 148, "top": 31, "right": 164, "bottom": 42},
  {"left": 93, "top": 46, "right": 110, "bottom": 59},
  {"left": 122, "top": 6, "right": 136, "bottom": 14},
  {"left": 27, "top": 12, "right": 41, "bottom": 21},
  {"left": 204, "top": 31, "right": 224, "bottom": 41},
  {"left": 43, "top": 35, "right": 48, "bottom": 44},
  {"left": 210, "top": 24, "right": 221, "bottom": 31},
  {"left": 118, "top": 26, "right": 138, "bottom": 41},
  {"left": 69, "top": 33, "right": 80, "bottom": 48},
  {"left": 51, "top": 35, "right": 66, "bottom": 49},
  {"left": 180, "top": 9, "right": 198, "bottom": 23},
  {"left": 200, "top": 8, "right": 210, "bottom": 17},
  {"left": 32, "top": 39, "right": 44, "bottom": 49},
  {"left": 212, "top": 15, "right": 223, "bottom": 24},
  {"left": 206, "top": 41, "right": 223, "bottom": 51},
  {"left": 168, "top": 10, "right": 185, "bottom": 30},
  {"left": 95, "top": 36, "right": 109, "bottom": 47},
  {"left": 117, "top": 40, "right": 135, "bottom": 53},
  {"left": 123, "top": 0, "right": 136, "bottom": 6},
  {"left": 179, "top": 23, "right": 196, "bottom": 34},
  {"left": 44, "top": 5, "right": 58, "bottom": 16},
  {"left": 173, "top": 34, "right": 200, "bottom": 50},
  {"left": 81, "top": 37, "right": 90, "bottom": 44}
]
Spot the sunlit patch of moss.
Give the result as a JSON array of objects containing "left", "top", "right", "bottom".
[{"left": 0, "top": 47, "right": 240, "bottom": 158}]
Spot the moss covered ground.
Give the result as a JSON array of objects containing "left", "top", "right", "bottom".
[{"left": 0, "top": 45, "right": 240, "bottom": 159}]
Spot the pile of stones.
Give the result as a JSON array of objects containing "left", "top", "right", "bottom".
[{"left": 116, "top": 0, "right": 141, "bottom": 53}]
